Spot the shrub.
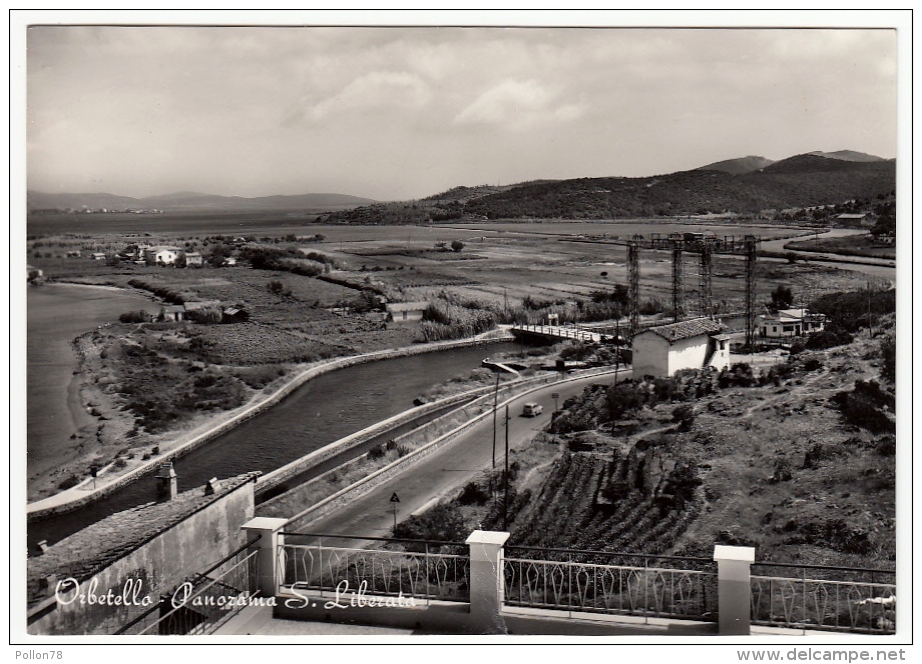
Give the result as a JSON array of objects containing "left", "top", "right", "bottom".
[
  {"left": 58, "top": 474, "right": 81, "bottom": 490},
  {"left": 879, "top": 332, "right": 896, "bottom": 383},
  {"left": 671, "top": 404, "right": 696, "bottom": 430},
  {"left": 367, "top": 444, "right": 386, "bottom": 461},
  {"left": 832, "top": 380, "right": 895, "bottom": 434},
  {"left": 450, "top": 239, "right": 465, "bottom": 252},
  {"left": 458, "top": 481, "right": 491, "bottom": 505},
  {"left": 394, "top": 503, "right": 468, "bottom": 544}
]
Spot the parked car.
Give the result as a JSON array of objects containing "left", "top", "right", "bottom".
[{"left": 522, "top": 402, "right": 543, "bottom": 417}]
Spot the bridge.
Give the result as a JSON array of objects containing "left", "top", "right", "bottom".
[{"left": 511, "top": 323, "right": 609, "bottom": 344}]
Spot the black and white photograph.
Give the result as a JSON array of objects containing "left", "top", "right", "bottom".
[{"left": 12, "top": 9, "right": 911, "bottom": 653}]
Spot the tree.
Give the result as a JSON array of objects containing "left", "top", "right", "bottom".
[
  {"left": 770, "top": 285, "right": 794, "bottom": 310},
  {"left": 206, "top": 244, "right": 231, "bottom": 268},
  {"left": 451, "top": 239, "right": 465, "bottom": 253}
]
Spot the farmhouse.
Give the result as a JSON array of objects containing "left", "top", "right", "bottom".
[
  {"left": 386, "top": 301, "right": 429, "bottom": 323},
  {"left": 160, "top": 305, "right": 187, "bottom": 322},
  {"left": 631, "top": 318, "right": 729, "bottom": 379},
  {"left": 759, "top": 308, "right": 826, "bottom": 339},
  {"left": 145, "top": 246, "right": 183, "bottom": 265},
  {"left": 836, "top": 212, "right": 874, "bottom": 227}
]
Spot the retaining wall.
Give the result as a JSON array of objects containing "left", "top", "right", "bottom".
[{"left": 27, "top": 335, "right": 515, "bottom": 520}]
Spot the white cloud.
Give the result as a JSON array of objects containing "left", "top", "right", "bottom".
[
  {"left": 453, "top": 78, "right": 584, "bottom": 130},
  {"left": 299, "top": 70, "right": 432, "bottom": 123}
]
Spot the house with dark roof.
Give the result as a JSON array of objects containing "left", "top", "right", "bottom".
[
  {"left": 27, "top": 468, "right": 260, "bottom": 635},
  {"left": 632, "top": 318, "right": 730, "bottom": 379}
]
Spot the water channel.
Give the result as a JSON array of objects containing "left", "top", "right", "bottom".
[{"left": 27, "top": 329, "right": 520, "bottom": 550}]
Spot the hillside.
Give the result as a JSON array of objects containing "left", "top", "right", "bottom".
[
  {"left": 26, "top": 190, "right": 377, "bottom": 213},
  {"left": 696, "top": 155, "right": 775, "bottom": 174},
  {"left": 495, "top": 330, "right": 895, "bottom": 568},
  {"left": 809, "top": 150, "right": 887, "bottom": 162},
  {"left": 324, "top": 153, "right": 895, "bottom": 224}
]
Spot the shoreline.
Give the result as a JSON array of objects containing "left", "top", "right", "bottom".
[{"left": 27, "top": 326, "right": 515, "bottom": 519}]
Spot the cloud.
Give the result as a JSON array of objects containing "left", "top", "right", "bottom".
[
  {"left": 453, "top": 78, "right": 584, "bottom": 130},
  {"left": 294, "top": 70, "right": 432, "bottom": 124}
]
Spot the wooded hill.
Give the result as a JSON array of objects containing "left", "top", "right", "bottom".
[{"left": 327, "top": 153, "right": 895, "bottom": 223}]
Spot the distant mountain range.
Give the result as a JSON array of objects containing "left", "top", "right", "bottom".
[
  {"left": 324, "top": 151, "right": 895, "bottom": 224},
  {"left": 26, "top": 190, "right": 377, "bottom": 213},
  {"left": 29, "top": 150, "right": 893, "bottom": 221},
  {"left": 697, "top": 150, "right": 886, "bottom": 174}
]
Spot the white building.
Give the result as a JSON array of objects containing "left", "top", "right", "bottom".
[
  {"left": 386, "top": 301, "right": 429, "bottom": 322},
  {"left": 759, "top": 308, "right": 826, "bottom": 339},
  {"left": 146, "top": 246, "right": 183, "bottom": 265},
  {"left": 632, "top": 318, "right": 729, "bottom": 379}
]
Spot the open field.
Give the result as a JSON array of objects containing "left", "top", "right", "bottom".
[
  {"left": 25, "top": 219, "right": 894, "bottom": 503},
  {"left": 784, "top": 234, "right": 896, "bottom": 260}
]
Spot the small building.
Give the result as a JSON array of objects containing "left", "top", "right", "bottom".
[
  {"left": 27, "top": 264, "right": 43, "bottom": 281},
  {"left": 386, "top": 301, "right": 429, "bottom": 323},
  {"left": 184, "top": 252, "right": 203, "bottom": 266},
  {"left": 160, "top": 305, "right": 187, "bottom": 322},
  {"left": 836, "top": 212, "right": 874, "bottom": 227},
  {"left": 632, "top": 318, "right": 729, "bottom": 379},
  {"left": 90, "top": 252, "right": 107, "bottom": 261},
  {"left": 759, "top": 308, "right": 826, "bottom": 339},
  {"left": 223, "top": 257, "right": 238, "bottom": 267},
  {"left": 145, "top": 246, "right": 183, "bottom": 265},
  {"left": 222, "top": 307, "right": 249, "bottom": 323}
]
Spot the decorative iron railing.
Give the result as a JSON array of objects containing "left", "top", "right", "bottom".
[
  {"left": 280, "top": 533, "right": 470, "bottom": 604},
  {"left": 503, "top": 547, "right": 717, "bottom": 621},
  {"left": 116, "top": 541, "right": 259, "bottom": 636},
  {"left": 751, "top": 563, "right": 896, "bottom": 634}
]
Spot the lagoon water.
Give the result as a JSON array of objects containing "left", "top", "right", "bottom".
[
  {"left": 25, "top": 282, "right": 519, "bottom": 548},
  {"left": 25, "top": 284, "right": 160, "bottom": 479}
]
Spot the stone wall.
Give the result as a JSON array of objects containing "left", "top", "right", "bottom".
[{"left": 27, "top": 479, "right": 256, "bottom": 635}]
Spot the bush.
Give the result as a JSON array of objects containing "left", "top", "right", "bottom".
[
  {"left": 393, "top": 503, "right": 468, "bottom": 544},
  {"left": 671, "top": 404, "right": 696, "bottom": 430},
  {"left": 879, "top": 332, "right": 896, "bottom": 383},
  {"left": 811, "top": 289, "right": 896, "bottom": 333},
  {"left": 366, "top": 443, "right": 387, "bottom": 461},
  {"left": 58, "top": 474, "right": 81, "bottom": 490},
  {"left": 458, "top": 481, "right": 491, "bottom": 505},
  {"left": 833, "top": 380, "right": 895, "bottom": 434}
]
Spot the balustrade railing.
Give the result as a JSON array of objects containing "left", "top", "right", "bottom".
[
  {"left": 116, "top": 541, "right": 259, "bottom": 635},
  {"left": 503, "top": 547, "right": 717, "bottom": 621},
  {"left": 279, "top": 533, "right": 471, "bottom": 604},
  {"left": 750, "top": 563, "right": 895, "bottom": 634}
]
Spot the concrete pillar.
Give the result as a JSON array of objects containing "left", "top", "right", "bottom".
[
  {"left": 242, "top": 517, "right": 288, "bottom": 599},
  {"left": 466, "top": 530, "right": 510, "bottom": 635},
  {"left": 713, "top": 544, "right": 755, "bottom": 635}
]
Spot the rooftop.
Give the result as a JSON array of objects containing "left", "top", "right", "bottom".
[
  {"left": 387, "top": 301, "right": 429, "bottom": 312},
  {"left": 639, "top": 317, "right": 724, "bottom": 343},
  {"left": 27, "top": 472, "right": 260, "bottom": 605}
]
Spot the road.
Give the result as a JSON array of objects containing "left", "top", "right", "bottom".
[{"left": 286, "top": 368, "right": 627, "bottom": 540}]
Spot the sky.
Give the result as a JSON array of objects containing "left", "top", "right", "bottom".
[{"left": 24, "top": 17, "right": 900, "bottom": 202}]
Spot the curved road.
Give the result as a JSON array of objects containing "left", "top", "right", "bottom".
[{"left": 287, "top": 368, "right": 628, "bottom": 539}]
